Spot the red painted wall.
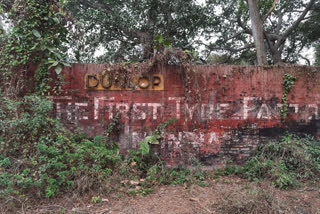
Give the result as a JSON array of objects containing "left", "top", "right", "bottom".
[{"left": 49, "top": 64, "right": 320, "bottom": 166}]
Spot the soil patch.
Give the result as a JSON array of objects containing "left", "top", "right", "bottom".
[{"left": 4, "top": 177, "right": 318, "bottom": 214}]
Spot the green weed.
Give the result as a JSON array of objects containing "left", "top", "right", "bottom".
[
  {"left": 0, "top": 95, "right": 121, "bottom": 199},
  {"left": 240, "top": 133, "right": 320, "bottom": 189}
]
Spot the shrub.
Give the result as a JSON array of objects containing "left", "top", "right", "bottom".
[
  {"left": 0, "top": 94, "right": 121, "bottom": 199},
  {"left": 0, "top": 95, "right": 207, "bottom": 202},
  {"left": 240, "top": 133, "right": 320, "bottom": 189},
  {"left": 116, "top": 119, "right": 208, "bottom": 192}
]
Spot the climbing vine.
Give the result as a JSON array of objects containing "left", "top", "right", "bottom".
[
  {"left": 281, "top": 73, "right": 296, "bottom": 122},
  {"left": 0, "top": 0, "right": 69, "bottom": 96},
  {"left": 98, "top": 35, "right": 199, "bottom": 103},
  {"left": 153, "top": 35, "right": 200, "bottom": 103}
]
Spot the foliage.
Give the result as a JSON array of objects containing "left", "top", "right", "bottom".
[
  {"left": 91, "top": 196, "right": 102, "bottom": 203},
  {"left": 281, "top": 73, "right": 296, "bottom": 122},
  {"left": 3, "top": 0, "right": 319, "bottom": 65},
  {"left": 146, "top": 157, "right": 207, "bottom": 187},
  {"left": 101, "top": 111, "right": 121, "bottom": 145},
  {"left": 304, "top": 1, "right": 320, "bottom": 65},
  {"left": 125, "top": 118, "right": 177, "bottom": 173},
  {"left": 154, "top": 35, "right": 172, "bottom": 51},
  {"left": 0, "top": 102, "right": 206, "bottom": 202},
  {"left": 0, "top": 0, "right": 69, "bottom": 96},
  {"left": 0, "top": 94, "right": 121, "bottom": 199},
  {"left": 65, "top": 0, "right": 207, "bottom": 62},
  {"left": 118, "top": 159, "right": 208, "bottom": 197},
  {"left": 0, "top": 0, "right": 209, "bottom": 208},
  {"left": 115, "top": 119, "right": 207, "bottom": 196},
  {"left": 240, "top": 134, "right": 320, "bottom": 189},
  {"left": 204, "top": 0, "right": 319, "bottom": 64}
]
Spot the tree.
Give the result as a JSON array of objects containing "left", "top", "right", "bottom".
[
  {"left": 247, "top": 0, "right": 267, "bottom": 65},
  {"left": 204, "top": 0, "right": 319, "bottom": 65},
  {"left": 304, "top": 1, "right": 320, "bottom": 65},
  {"left": 66, "top": 0, "right": 207, "bottom": 63}
]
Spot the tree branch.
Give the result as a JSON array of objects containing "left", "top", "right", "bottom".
[
  {"left": 275, "top": 9, "right": 283, "bottom": 34},
  {"left": 79, "top": 0, "right": 148, "bottom": 45},
  {"left": 266, "top": 33, "right": 283, "bottom": 41},
  {"left": 223, "top": 31, "right": 246, "bottom": 42},
  {"left": 165, "top": 0, "right": 174, "bottom": 26},
  {"left": 302, "top": 14, "right": 319, "bottom": 21},
  {"left": 0, "top": 18, "right": 6, "bottom": 36},
  {"left": 226, "top": 43, "right": 255, "bottom": 52},
  {"left": 237, "top": 10, "right": 252, "bottom": 34},
  {"left": 267, "top": 16, "right": 277, "bottom": 29},
  {"left": 263, "top": 0, "right": 278, "bottom": 23},
  {"left": 206, "top": 42, "right": 255, "bottom": 53},
  {"left": 78, "top": 0, "right": 112, "bottom": 12},
  {"left": 282, "top": 0, "right": 316, "bottom": 40},
  {"left": 299, "top": 54, "right": 311, "bottom": 65}
]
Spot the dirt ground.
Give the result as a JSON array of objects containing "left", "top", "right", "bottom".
[{"left": 3, "top": 177, "right": 320, "bottom": 214}]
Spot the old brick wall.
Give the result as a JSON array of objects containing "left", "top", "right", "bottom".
[{"left": 49, "top": 64, "right": 320, "bottom": 166}]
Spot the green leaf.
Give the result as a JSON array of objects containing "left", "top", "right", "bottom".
[
  {"left": 192, "top": 50, "right": 198, "bottom": 58},
  {"left": 61, "top": 62, "right": 71, "bottom": 67},
  {"left": 48, "top": 61, "right": 59, "bottom": 69},
  {"left": 163, "top": 39, "right": 171, "bottom": 47},
  {"left": 155, "top": 35, "right": 163, "bottom": 43},
  {"left": 32, "top": 30, "right": 41, "bottom": 38},
  {"left": 55, "top": 65, "right": 63, "bottom": 75},
  {"left": 54, "top": 52, "right": 62, "bottom": 59},
  {"left": 52, "top": 17, "right": 60, "bottom": 24},
  {"left": 47, "top": 47, "right": 55, "bottom": 53},
  {"left": 144, "top": 135, "right": 160, "bottom": 145},
  {"left": 139, "top": 141, "right": 149, "bottom": 156},
  {"left": 93, "top": 135, "right": 103, "bottom": 145}
]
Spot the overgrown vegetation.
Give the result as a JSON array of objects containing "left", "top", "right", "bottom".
[
  {"left": 0, "top": 94, "right": 121, "bottom": 200},
  {"left": 115, "top": 118, "right": 208, "bottom": 196},
  {"left": 220, "top": 134, "right": 320, "bottom": 189},
  {"left": 0, "top": 96, "right": 207, "bottom": 212},
  {"left": 0, "top": 1, "right": 206, "bottom": 209},
  {"left": 0, "top": 0, "right": 69, "bottom": 97},
  {"left": 0, "top": 1, "right": 319, "bottom": 213},
  {"left": 280, "top": 73, "right": 296, "bottom": 122}
]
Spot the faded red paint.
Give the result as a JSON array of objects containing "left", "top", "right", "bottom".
[{"left": 49, "top": 64, "right": 320, "bottom": 166}]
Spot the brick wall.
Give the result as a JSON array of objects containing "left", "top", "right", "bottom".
[{"left": 49, "top": 64, "right": 320, "bottom": 166}]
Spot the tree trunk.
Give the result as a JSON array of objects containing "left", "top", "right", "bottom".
[
  {"left": 271, "top": 49, "right": 282, "bottom": 64},
  {"left": 247, "top": 0, "right": 268, "bottom": 65}
]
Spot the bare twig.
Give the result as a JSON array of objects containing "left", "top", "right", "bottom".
[
  {"left": 78, "top": 0, "right": 112, "bottom": 12},
  {"left": 298, "top": 54, "right": 311, "bottom": 65},
  {"left": 281, "top": 0, "right": 316, "bottom": 45},
  {"left": 263, "top": 0, "right": 279, "bottom": 22}
]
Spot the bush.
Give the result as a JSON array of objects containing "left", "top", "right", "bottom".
[
  {"left": 0, "top": 94, "right": 121, "bottom": 199},
  {"left": 116, "top": 121, "right": 208, "bottom": 193},
  {"left": 0, "top": 96, "right": 204, "bottom": 201},
  {"left": 240, "top": 133, "right": 320, "bottom": 189}
]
